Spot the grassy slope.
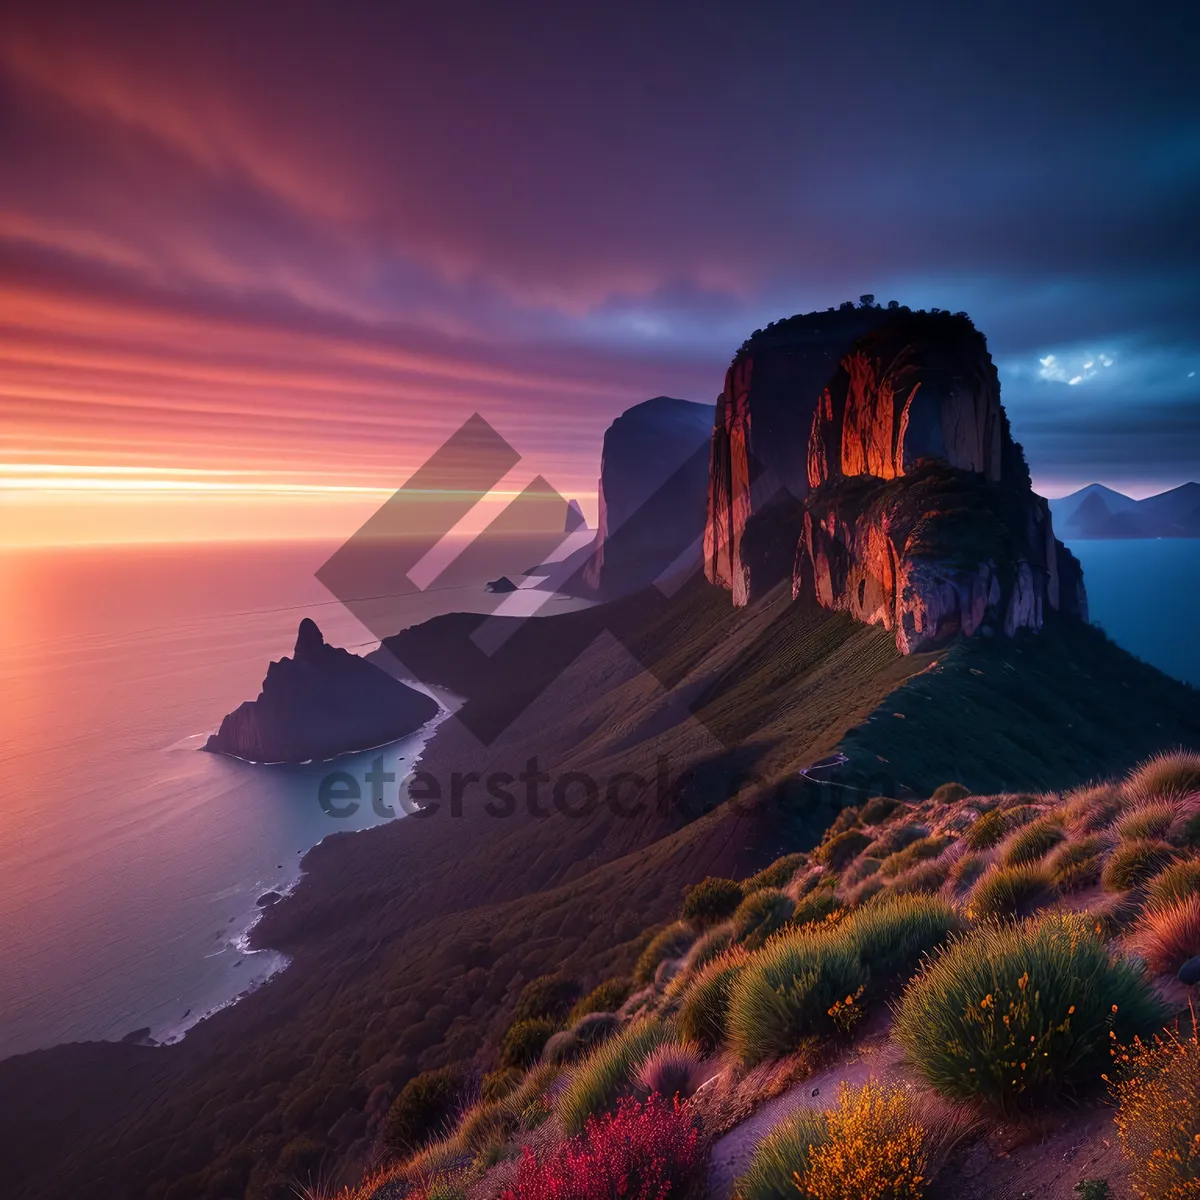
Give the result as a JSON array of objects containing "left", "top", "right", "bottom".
[
  {"left": 841, "top": 615, "right": 1200, "bottom": 795},
  {"left": 3, "top": 580, "right": 1198, "bottom": 1200}
]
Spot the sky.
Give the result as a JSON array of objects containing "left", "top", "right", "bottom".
[{"left": 2, "top": 0, "right": 1198, "bottom": 545}]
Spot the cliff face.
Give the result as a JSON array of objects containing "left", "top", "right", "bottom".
[
  {"left": 706, "top": 306, "right": 1087, "bottom": 653},
  {"left": 704, "top": 307, "right": 892, "bottom": 604},
  {"left": 205, "top": 618, "right": 439, "bottom": 762},
  {"left": 583, "top": 395, "right": 715, "bottom": 594}
]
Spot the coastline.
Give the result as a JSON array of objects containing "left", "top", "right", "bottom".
[{"left": 151, "top": 686, "right": 460, "bottom": 1051}]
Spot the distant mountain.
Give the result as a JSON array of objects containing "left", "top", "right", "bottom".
[{"left": 1049, "top": 481, "right": 1200, "bottom": 539}]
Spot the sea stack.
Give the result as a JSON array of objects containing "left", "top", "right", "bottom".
[
  {"left": 204, "top": 618, "right": 439, "bottom": 763},
  {"left": 704, "top": 304, "right": 1088, "bottom": 652}
]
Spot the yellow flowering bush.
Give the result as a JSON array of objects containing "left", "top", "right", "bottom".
[
  {"left": 1111, "top": 1021, "right": 1200, "bottom": 1199},
  {"left": 800, "top": 1082, "right": 936, "bottom": 1199}
]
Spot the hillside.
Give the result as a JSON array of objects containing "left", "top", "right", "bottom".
[{"left": 3, "top": 576, "right": 1199, "bottom": 1199}]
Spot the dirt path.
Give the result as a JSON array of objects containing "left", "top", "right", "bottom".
[{"left": 706, "top": 1033, "right": 905, "bottom": 1199}]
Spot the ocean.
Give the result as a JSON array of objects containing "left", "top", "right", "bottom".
[
  {"left": 0, "top": 538, "right": 590, "bottom": 1059},
  {"left": 0, "top": 536, "right": 1195, "bottom": 1060}
]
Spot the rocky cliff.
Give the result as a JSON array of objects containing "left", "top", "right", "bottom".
[
  {"left": 705, "top": 305, "right": 1087, "bottom": 652},
  {"left": 205, "top": 618, "right": 439, "bottom": 762},
  {"left": 704, "top": 307, "right": 893, "bottom": 604},
  {"left": 582, "top": 395, "right": 715, "bottom": 594}
]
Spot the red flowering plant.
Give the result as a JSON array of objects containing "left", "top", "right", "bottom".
[{"left": 501, "top": 1094, "right": 701, "bottom": 1199}]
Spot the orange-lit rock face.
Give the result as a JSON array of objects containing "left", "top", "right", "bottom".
[
  {"left": 799, "top": 463, "right": 1085, "bottom": 654},
  {"left": 706, "top": 307, "right": 1086, "bottom": 650},
  {"left": 807, "top": 321, "right": 1005, "bottom": 491},
  {"left": 704, "top": 357, "right": 754, "bottom": 604}
]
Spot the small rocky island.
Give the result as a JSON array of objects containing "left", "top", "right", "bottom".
[{"left": 204, "top": 618, "right": 439, "bottom": 763}]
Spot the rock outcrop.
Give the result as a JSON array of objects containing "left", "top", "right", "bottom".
[
  {"left": 705, "top": 305, "right": 1087, "bottom": 653},
  {"left": 205, "top": 618, "right": 439, "bottom": 763},
  {"left": 705, "top": 307, "right": 893, "bottom": 604},
  {"left": 582, "top": 395, "right": 715, "bottom": 595}
]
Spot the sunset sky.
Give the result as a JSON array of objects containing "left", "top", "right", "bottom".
[{"left": 2, "top": 0, "right": 1198, "bottom": 546}]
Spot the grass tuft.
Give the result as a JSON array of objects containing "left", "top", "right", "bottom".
[
  {"left": 676, "top": 950, "right": 747, "bottom": 1052},
  {"left": 880, "top": 835, "right": 952, "bottom": 878},
  {"left": 998, "top": 815, "right": 1066, "bottom": 866},
  {"left": 1125, "top": 749, "right": 1200, "bottom": 801},
  {"left": 634, "top": 922, "right": 695, "bottom": 985},
  {"left": 726, "top": 933, "right": 866, "bottom": 1065},
  {"left": 894, "top": 911, "right": 1168, "bottom": 1114},
  {"left": 1114, "top": 800, "right": 1178, "bottom": 843},
  {"left": 967, "top": 862, "right": 1056, "bottom": 920},
  {"left": 1046, "top": 834, "right": 1108, "bottom": 891},
  {"left": 733, "top": 1106, "right": 829, "bottom": 1200},
  {"left": 556, "top": 1018, "right": 672, "bottom": 1134},
  {"left": 889, "top": 860, "right": 948, "bottom": 895},
  {"left": 682, "top": 877, "right": 744, "bottom": 926},
  {"left": 1130, "top": 895, "right": 1200, "bottom": 976},
  {"left": 1145, "top": 859, "right": 1200, "bottom": 909},
  {"left": 731, "top": 888, "right": 797, "bottom": 950},
  {"left": 1102, "top": 839, "right": 1179, "bottom": 892}
]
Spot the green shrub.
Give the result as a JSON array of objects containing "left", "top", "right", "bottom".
[
  {"left": 743, "top": 853, "right": 808, "bottom": 893},
  {"left": 895, "top": 912, "right": 1168, "bottom": 1114},
  {"left": 568, "top": 977, "right": 631, "bottom": 1021},
  {"left": 968, "top": 863, "right": 1055, "bottom": 920},
  {"left": 790, "top": 890, "right": 841, "bottom": 928},
  {"left": 499, "top": 1018, "right": 558, "bottom": 1069},
  {"left": 1145, "top": 859, "right": 1200, "bottom": 909},
  {"left": 843, "top": 876, "right": 885, "bottom": 907},
  {"left": 677, "top": 950, "right": 746, "bottom": 1051},
  {"left": 1114, "top": 801, "right": 1177, "bottom": 843},
  {"left": 880, "top": 835, "right": 951, "bottom": 877},
  {"left": 1102, "top": 839, "right": 1179, "bottom": 892},
  {"left": 556, "top": 1018, "right": 671, "bottom": 1133},
  {"left": 1047, "top": 835, "right": 1108, "bottom": 891},
  {"left": 543, "top": 1012, "right": 622, "bottom": 1064},
  {"left": 1125, "top": 749, "right": 1200, "bottom": 800},
  {"left": 513, "top": 975, "right": 580, "bottom": 1023},
  {"left": 861, "top": 796, "right": 900, "bottom": 825},
  {"left": 634, "top": 922, "right": 695, "bottom": 985},
  {"left": 815, "top": 828, "right": 873, "bottom": 871},
  {"left": 889, "top": 860, "right": 947, "bottom": 895},
  {"left": 726, "top": 932, "right": 867, "bottom": 1064},
  {"left": 731, "top": 888, "right": 796, "bottom": 950},
  {"left": 947, "top": 850, "right": 990, "bottom": 892},
  {"left": 681, "top": 877, "right": 743, "bottom": 926},
  {"left": 1000, "top": 815, "right": 1066, "bottom": 866},
  {"left": 734, "top": 1106, "right": 829, "bottom": 1200},
  {"left": 835, "top": 892, "right": 964, "bottom": 984},
  {"left": 382, "top": 1064, "right": 468, "bottom": 1155},
  {"left": 931, "top": 782, "right": 971, "bottom": 804}
]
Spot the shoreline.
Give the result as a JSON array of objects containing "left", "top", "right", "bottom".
[{"left": 120, "top": 688, "right": 461, "bottom": 1055}]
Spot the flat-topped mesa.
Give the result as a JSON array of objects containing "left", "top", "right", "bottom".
[
  {"left": 583, "top": 395, "right": 715, "bottom": 595},
  {"left": 704, "top": 304, "right": 1087, "bottom": 652},
  {"left": 704, "top": 306, "right": 895, "bottom": 605},
  {"left": 797, "top": 310, "right": 1086, "bottom": 651},
  {"left": 204, "top": 618, "right": 439, "bottom": 763}
]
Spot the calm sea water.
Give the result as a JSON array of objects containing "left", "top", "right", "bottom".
[
  {"left": 0, "top": 536, "right": 1193, "bottom": 1060},
  {"left": 1069, "top": 539, "right": 1200, "bottom": 688},
  {"left": 0, "top": 539, "right": 590, "bottom": 1059}
]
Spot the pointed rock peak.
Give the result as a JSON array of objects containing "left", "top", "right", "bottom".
[
  {"left": 295, "top": 617, "right": 325, "bottom": 659},
  {"left": 564, "top": 498, "right": 587, "bottom": 532}
]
